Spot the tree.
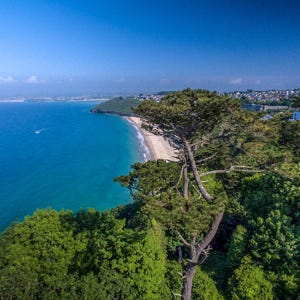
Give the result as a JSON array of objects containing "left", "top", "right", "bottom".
[
  {"left": 226, "top": 225, "right": 248, "bottom": 271},
  {"left": 249, "top": 210, "right": 299, "bottom": 275},
  {"left": 192, "top": 268, "right": 224, "bottom": 300},
  {"left": 278, "top": 120, "right": 300, "bottom": 162},
  {"left": 0, "top": 209, "right": 172, "bottom": 299},
  {"left": 242, "top": 173, "right": 300, "bottom": 223},
  {"left": 226, "top": 171, "right": 300, "bottom": 297},
  {"left": 0, "top": 209, "right": 78, "bottom": 299},
  {"left": 116, "top": 159, "right": 226, "bottom": 299},
  {"left": 118, "top": 89, "right": 268, "bottom": 300},
  {"left": 291, "top": 96, "right": 300, "bottom": 108},
  {"left": 165, "top": 260, "right": 223, "bottom": 299},
  {"left": 228, "top": 257, "right": 274, "bottom": 300},
  {"left": 78, "top": 211, "right": 170, "bottom": 299}
]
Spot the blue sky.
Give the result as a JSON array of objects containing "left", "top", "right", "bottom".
[{"left": 0, "top": 0, "right": 300, "bottom": 96}]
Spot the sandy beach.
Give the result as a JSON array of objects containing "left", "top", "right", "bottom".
[{"left": 125, "top": 116, "right": 179, "bottom": 161}]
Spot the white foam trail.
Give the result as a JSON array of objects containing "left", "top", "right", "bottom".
[
  {"left": 35, "top": 128, "right": 48, "bottom": 134},
  {"left": 0, "top": 99, "right": 25, "bottom": 103}
]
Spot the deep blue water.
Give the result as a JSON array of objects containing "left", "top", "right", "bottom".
[{"left": 0, "top": 101, "right": 144, "bottom": 231}]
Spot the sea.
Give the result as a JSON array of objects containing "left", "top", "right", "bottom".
[{"left": 0, "top": 101, "right": 147, "bottom": 232}]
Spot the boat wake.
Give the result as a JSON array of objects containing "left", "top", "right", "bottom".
[{"left": 35, "top": 128, "right": 48, "bottom": 134}]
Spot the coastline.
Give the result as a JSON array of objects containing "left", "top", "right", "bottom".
[{"left": 124, "top": 116, "right": 178, "bottom": 162}]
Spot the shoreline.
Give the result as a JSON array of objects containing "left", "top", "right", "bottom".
[{"left": 124, "top": 116, "right": 178, "bottom": 162}]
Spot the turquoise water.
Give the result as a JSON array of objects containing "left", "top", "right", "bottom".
[{"left": 0, "top": 101, "right": 144, "bottom": 231}]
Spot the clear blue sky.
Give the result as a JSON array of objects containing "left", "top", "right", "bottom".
[{"left": 0, "top": 0, "right": 300, "bottom": 96}]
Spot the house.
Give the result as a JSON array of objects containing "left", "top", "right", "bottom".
[
  {"left": 261, "top": 114, "right": 273, "bottom": 121},
  {"left": 292, "top": 110, "right": 300, "bottom": 121},
  {"left": 243, "top": 104, "right": 263, "bottom": 111}
]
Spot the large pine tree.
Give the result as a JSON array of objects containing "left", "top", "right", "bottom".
[{"left": 118, "top": 89, "right": 270, "bottom": 300}]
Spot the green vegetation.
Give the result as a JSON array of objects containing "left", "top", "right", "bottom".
[
  {"left": 156, "top": 91, "right": 175, "bottom": 96},
  {"left": 292, "top": 95, "right": 300, "bottom": 108},
  {"left": 228, "top": 257, "right": 274, "bottom": 300},
  {"left": 0, "top": 89, "right": 299, "bottom": 299},
  {"left": 0, "top": 209, "right": 170, "bottom": 299},
  {"left": 91, "top": 97, "right": 141, "bottom": 116}
]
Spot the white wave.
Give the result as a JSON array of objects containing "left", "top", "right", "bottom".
[
  {"left": 129, "top": 122, "right": 151, "bottom": 162},
  {"left": 136, "top": 127, "right": 151, "bottom": 161}
]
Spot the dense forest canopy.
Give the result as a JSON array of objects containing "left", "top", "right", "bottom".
[{"left": 0, "top": 89, "right": 299, "bottom": 299}]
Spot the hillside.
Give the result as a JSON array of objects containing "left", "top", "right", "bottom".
[
  {"left": 1, "top": 90, "right": 299, "bottom": 300},
  {"left": 91, "top": 97, "right": 141, "bottom": 116}
]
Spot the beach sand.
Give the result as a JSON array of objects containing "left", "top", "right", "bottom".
[{"left": 125, "top": 116, "right": 179, "bottom": 161}]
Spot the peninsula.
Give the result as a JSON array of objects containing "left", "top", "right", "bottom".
[{"left": 91, "top": 96, "right": 140, "bottom": 115}]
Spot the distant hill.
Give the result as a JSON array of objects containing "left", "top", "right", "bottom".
[{"left": 91, "top": 97, "right": 141, "bottom": 116}]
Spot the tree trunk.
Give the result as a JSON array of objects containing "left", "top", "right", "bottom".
[
  {"left": 183, "top": 164, "right": 189, "bottom": 200},
  {"left": 181, "top": 263, "right": 197, "bottom": 300},
  {"left": 182, "top": 137, "right": 213, "bottom": 201},
  {"left": 178, "top": 136, "right": 224, "bottom": 299},
  {"left": 198, "top": 211, "right": 224, "bottom": 250},
  {"left": 180, "top": 212, "right": 224, "bottom": 300}
]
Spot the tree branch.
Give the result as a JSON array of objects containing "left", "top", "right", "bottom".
[
  {"left": 183, "top": 163, "right": 189, "bottom": 200},
  {"left": 182, "top": 136, "right": 213, "bottom": 201},
  {"left": 199, "top": 246, "right": 212, "bottom": 264},
  {"left": 200, "top": 170, "right": 230, "bottom": 176},
  {"left": 176, "top": 165, "right": 184, "bottom": 197},
  {"left": 197, "top": 211, "right": 224, "bottom": 252},
  {"left": 196, "top": 153, "right": 217, "bottom": 165},
  {"left": 176, "top": 231, "right": 191, "bottom": 248},
  {"left": 185, "top": 211, "right": 225, "bottom": 265},
  {"left": 178, "top": 246, "right": 185, "bottom": 269},
  {"left": 172, "top": 293, "right": 182, "bottom": 298},
  {"left": 200, "top": 166, "right": 265, "bottom": 177}
]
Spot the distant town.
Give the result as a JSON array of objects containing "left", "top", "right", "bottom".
[
  {"left": 137, "top": 89, "right": 299, "bottom": 121},
  {"left": 1, "top": 88, "right": 299, "bottom": 105},
  {"left": 136, "top": 89, "right": 300, "bottom": 113},
  {"left": 228, "top": 88, "right": 300, "bottom": 102}
]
